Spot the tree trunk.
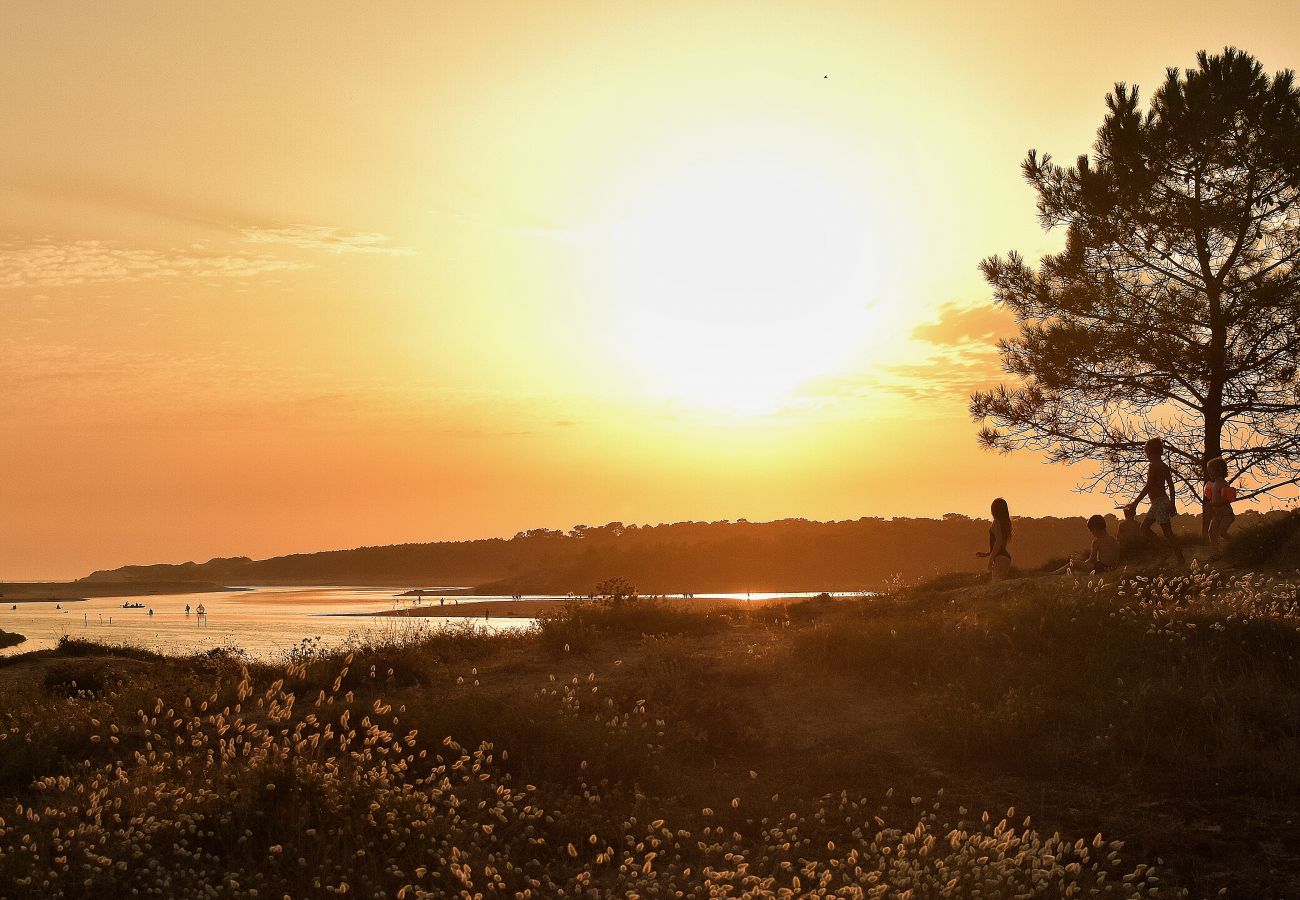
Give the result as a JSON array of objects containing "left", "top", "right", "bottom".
[{"left": 1203, "top": 279, "right": 1226, "bottom": 535}]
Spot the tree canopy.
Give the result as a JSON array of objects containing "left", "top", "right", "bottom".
[{"left": 972, "top": 48, "right": 1300, "bottom": 501}]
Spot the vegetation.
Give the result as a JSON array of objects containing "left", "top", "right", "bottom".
[
  {"left": 973, "top": 48, "right": 1300, "bottom": 497},
  {"left": 4, "top": 563, "right": 1300, "bottom": 895},
  {"left": 0, "top": 630, "right": 24, "bottom": 650},
  {"left": 1223, "top": 507, "right": 1300, "bottom": 568}
]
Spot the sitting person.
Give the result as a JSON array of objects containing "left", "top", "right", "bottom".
[
  {"left": 975, "top": 497, "right": 1013, "bottom": 582},
  {"left": 1054, "top": 514, "right": 1121, "bottom": 575},
  {"left": 1204, "top": 456, "right": 1237, "bottom": 547},
  {"left": 1116, "top": 505, "right": 1142, "bottom": 551}
]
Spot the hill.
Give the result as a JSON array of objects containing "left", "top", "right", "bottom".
[{"left": 80, "top": 510, "right": 1290, "bottom": 593}]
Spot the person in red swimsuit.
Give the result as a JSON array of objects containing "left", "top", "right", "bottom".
[{"left": 1204, "top": 456, "right": 1237, "bottom": 548}]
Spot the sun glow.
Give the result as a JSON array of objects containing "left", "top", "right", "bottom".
[{"left": 603, "top": 151, "right": 891, "bottom": 415}]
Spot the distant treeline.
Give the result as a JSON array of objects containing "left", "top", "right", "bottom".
[{"left": 82, "top": 511, "right": 1285, "bottom": 594}]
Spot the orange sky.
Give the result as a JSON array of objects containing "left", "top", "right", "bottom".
[{"left": 3, "top": 1, "right": 1298, "bottom": 579}]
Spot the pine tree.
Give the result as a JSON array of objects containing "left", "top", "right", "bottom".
[{"left": 973, "top": 48, "right": 1300, "bottom": 501}]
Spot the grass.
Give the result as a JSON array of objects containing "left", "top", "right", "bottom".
[
  {"left": 797, "top": 569, "right": 1300, "bottom": 790},
  {"left": 2, "top": 570, "right": 1299, "bottom": 895}
]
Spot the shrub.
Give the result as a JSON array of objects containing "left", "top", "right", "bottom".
[
  {"left": 1224, "top": 508, "right": 1300, "bottom": 568},
  {"left": 52, "top": 635, "right": 161, "bottom": 662},
  {"left": 537, "top": 598, "right": 726, "bottom": 653},
  {"left": 42, "top": 662, "right": 108, "bottom": 698}
]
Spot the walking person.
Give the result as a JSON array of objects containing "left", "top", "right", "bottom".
[
  {"left": 1125, "top": 438, "right": 1187, "bottom": 566},
  {"left": 976, "top": 497, "right": 1013, "bottom": 582}
]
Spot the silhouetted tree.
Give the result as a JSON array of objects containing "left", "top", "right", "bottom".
[{"left": 972, "top": 49, "right": 1300, "bottom": 499}]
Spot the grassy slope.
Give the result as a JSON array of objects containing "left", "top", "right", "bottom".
[{"left": 2, "top": 555, "right": 1300, "bottom": 896}]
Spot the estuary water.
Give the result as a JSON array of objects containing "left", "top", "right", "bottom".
[
  {"left": 0, "top": 586, "right": 861, "bottom": 660},
  {"left": 0, "top": 586, "right": 528, "bottom": 660}
]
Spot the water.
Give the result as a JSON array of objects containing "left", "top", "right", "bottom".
[
  {"left": 0, "top": 586, "right": 866, "bottom": 660},
  {"left": 0, "top": 586, "right": 533, "bottom": 660}
]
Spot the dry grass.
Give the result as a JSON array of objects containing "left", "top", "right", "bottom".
[
  {"left": 793, "top": 565, "right": 1300, "bottom": 793},
  {"left": 6, "top": 565, "right": 1300, "bottom": 895}
]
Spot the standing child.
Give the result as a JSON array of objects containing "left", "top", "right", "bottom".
[
  {"left": 1204, "top": 456, "right": 1237, "bottom": 547},
  {"left": 1126, "top": 438, "right": 1187, "bottom": 566}
]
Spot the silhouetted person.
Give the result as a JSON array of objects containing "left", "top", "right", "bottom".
[
  {"left": 1204, "top": 456, "right": 1238, "bottom": 548},
  {"left": 1053, "top": 515, "right": 1120, "bottom": 575},
  {"left": 1116, "top": 506, "right": 1142, "bottom": 552},
  {"left": 1126, "top": 438, "right": 1186, "bottom": 566},
  {"left": 976, "top": 498, "right": 1013, "bottom": 581}
]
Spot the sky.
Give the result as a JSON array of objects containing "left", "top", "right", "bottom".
[{"left": 2, "top": 1, "right": 1298, "bottom": 579}]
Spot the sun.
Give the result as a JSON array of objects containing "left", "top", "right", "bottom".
[{"left": 601, "top": 151, "right": 888, "bottom": 415}]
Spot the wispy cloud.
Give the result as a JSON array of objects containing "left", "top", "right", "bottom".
[
  {"left": 795, "top": 302, "right": 1011, "bottom": 408},
  {"left": 0, "top": 239, "right": 310, "bottom": 289},
  {"left": 911, "top": 301, "right": 1013, "bottom": 348},
  {"left": 240, "top": 224, "right": 414, "bottom": 256}
]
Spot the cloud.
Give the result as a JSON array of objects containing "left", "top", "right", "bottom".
[
  {"left": 0, "top": 239, "right": 310, "bottom": 289},
  {"left": 911, "top": 301, "right": 1014, "bottom": 348},
  {"left": 876, "top": 348, "right": 1006, "bottom": 402},
  {"left": 798, "top": 349, "right": 1004, "bottom": 407},
  {"left": 240, "top": 225, "right": 414, "bottom": 256},
  {"left": 797, "top": 303, "right": 1012, "bottom": 408}
]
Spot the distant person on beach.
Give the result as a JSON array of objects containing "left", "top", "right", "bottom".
[
  {"left": 1125, "top": 438, "right": 1187, "bottom": 566},
  {"left": 975, "top": 497, "right": 1013, "bottom": 581},
  {"left": 1204, "top": 456, "right": 1237, "bottom": 547},
  {"left": 1053, "top": 515, "right": 1121, "bottom": 575}
]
